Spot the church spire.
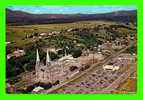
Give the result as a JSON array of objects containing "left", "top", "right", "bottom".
[
  {"left": 46, "top": 49, "right": 52, "bottom": 83},
  {"left": 36, "top": 49, "right": 40, "bottom": 61},
  {"left": 46, "top": 49, "right": 50, "bottom": 65},
  {"left": 65, "top": 46, "right": 69, "bottom": 56},
  {"left": 36, "top": 49, "right": 40, "bottom": 81}
]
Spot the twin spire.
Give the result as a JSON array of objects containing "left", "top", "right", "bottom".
[
  {"left": 46, "top": 49, "right": 50, "bottom": 63},
  {"left": 36, "top": 49, "right": 50, "bottom": 64},
  {"left": 36, "top": 49, "right": 40, "bottom": 61}
]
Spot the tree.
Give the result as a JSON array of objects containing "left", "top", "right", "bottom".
[
  {"left": 69, "top": 66, "right": 78, "bottom": 72},
  {"left": 71, "top": 48, "right": 82, "bottom": 58},
  {"left": 52, "top": 80, "right": 60, "bottom": 86},
  {"left": 49, "top": 52, "right": 59, "bottom": 60}
]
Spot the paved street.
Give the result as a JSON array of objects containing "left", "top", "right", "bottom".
[{"left": 43, "top": 41, "right": 136, "bottom": 94}]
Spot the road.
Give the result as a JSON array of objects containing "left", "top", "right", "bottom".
[
  {"left": 91, "top": 63, "right": 136, "bottom": 94},
  {"left": 44, "top": 41, "right": 135, "bottom": 94}
]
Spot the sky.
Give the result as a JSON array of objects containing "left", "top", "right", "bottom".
[{"left": 7, "top": 6, "right": 137, "bottom": 14}]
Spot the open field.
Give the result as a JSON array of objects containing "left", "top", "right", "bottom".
[{"left": 6, "top": 20, "right": 136, "bottom": 50}]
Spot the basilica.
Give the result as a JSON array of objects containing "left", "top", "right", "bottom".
[{"left": 35, "top": 49, "right": 64, "bottom": 83}]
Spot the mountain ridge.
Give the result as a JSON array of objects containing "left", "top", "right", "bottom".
[{"left": 6, "top": 8, "right": 137, "bottom": 25}]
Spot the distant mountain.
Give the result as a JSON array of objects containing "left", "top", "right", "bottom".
[{"left": 6, "top": 8, "right": 137, "bottom": 25}]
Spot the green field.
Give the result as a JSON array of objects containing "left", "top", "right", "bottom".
[{"left": 6, "top": 20, "right": 136, "bottom": 50}]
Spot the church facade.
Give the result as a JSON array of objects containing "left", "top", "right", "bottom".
[{"left": 35, "top": 49, "right": 63, "bottom": 83}]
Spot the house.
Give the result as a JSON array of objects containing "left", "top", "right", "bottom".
[
  {"left": 32, "top": 86, "right": 44, "bottom": 93},
  {"left": 103, "top": 65, "right": 119, "bottom": 71},
  {"left": 6, "top": 42, "right": 11, "bottom": 45},
  {"left": 40, "top": 33, "right": 47, "bottom": 36},
  {"left": 7, "top": 49, "right": 25, "bottom": 60},
  {"left": 67, "top": 28, "right": 73, "bottom": 32},
  {"left": 13, "top": 50, "right": 25, "bottom": 57}
]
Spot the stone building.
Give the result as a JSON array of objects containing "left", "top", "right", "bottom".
[{"left": 35, "top": 49, "right": 64, "bottom": 84}]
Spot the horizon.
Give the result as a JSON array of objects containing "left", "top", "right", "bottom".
[{"left": 7, "top": 6, "right": 137, "bottom": 14}]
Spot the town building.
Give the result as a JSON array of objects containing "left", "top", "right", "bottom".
[
  {"left": 35, "top": 49, "right": 65, "bottom": 84},
  {"left": 7, "top": 49, "right": 25, "bottom": 60}
]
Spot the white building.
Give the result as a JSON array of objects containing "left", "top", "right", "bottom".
[
  {"left": 32, "top": 86, "right": 44, "bottom": 93},
  {"left": 103, "top": 65, "right": 119, "bottom": 71},
  {"left": 35, "top": 49, "right": 64, "bottom": 84}
]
